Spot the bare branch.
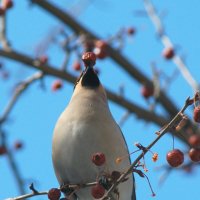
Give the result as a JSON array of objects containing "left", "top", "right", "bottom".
[
  {"left": 0, "top": 72, "right": 43, "bottom": 124},
  {"left": 0, "top": 15, "right": 11, "bottom": 50},
  {"left": 143, "top": 0, "right": 199, "bottom": 92},
  {"left": 29, "top": 0, "right": 180, "bottom": 117},
  {"left": 4, "top": 191, "right": 48, "bottom": 200},
  {"left": 0, "top": 48, "right": 197, "bottom": 144},
  {"left": 103, "top": 96, "right": 194, "bottom": 199},
  {"left": 0, "top": 48, "right": 169, "bottom": 126},
  {"left": 0, "top": 130, "right": 25, "bottom": 195}
]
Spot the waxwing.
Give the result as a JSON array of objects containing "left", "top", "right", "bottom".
[{"left": 52, "top": 52, "right": 136, "bottom": 200}]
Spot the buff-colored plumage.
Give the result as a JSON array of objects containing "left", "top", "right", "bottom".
[{"left": 52, "top": 67, "right": 135, "bottom": 199}]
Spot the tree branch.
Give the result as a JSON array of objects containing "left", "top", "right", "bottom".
[
  {"left": 0, "top": 72, "right": 43, "bottom": 124},
  {"left": 29, "top": 0, "right": 180, "bottom": 117},
  {"left": 0, "top": 48, "right": 168, "bottom": 126},
  {"left": 103, "top": 96, "right": 193, "bottom": 199},
  {"left": 0, "top": 48, "right": 196, "bottom": 144},
  {"left": 143, "top": 0, "right": 199, "bottom": 91}
]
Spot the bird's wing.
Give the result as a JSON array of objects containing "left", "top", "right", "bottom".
[{"left": 117, "top": 124, "right": 136, "bottom": 200}]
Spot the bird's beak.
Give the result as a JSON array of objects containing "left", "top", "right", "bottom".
[{"left": 81, "top": 66, "right": 100, "bottom": 88}]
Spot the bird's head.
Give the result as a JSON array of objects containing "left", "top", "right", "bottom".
[{"left": 72, "top": 52, "right": 106, "bottom": 99}]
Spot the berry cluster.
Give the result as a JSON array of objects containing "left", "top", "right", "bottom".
[
  {"left": 82, "top": 26, "right": 136, "bottom": 60},
  {"left": 0, "top": 141, "right": 23, "bottom": 156},
  {"left": 91, "top": 152, "right": 106, "bottom": 199},
  {"left": 48, "top": 188, "right": 61, "bottom": 200},
  {"left": 166, "top": 135, "right": 200, "bottom": 168}
]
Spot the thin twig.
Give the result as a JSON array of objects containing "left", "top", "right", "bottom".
[
  {"left": 0, "top": 72, "right": 43, "bottom": 124},
  {"left": 29, "top": 0, "right": 181, "bottom": 117},
  {"left": 4, "top": 191, "right": 48, "bottom": 200},
  {"left": 5, "top": 181, "right": 99, "bottom": 200},
  {"left": 143, "top": 0, "right": 199, "bottom": 92},
  {"left": 0, "top": 72, "right": 43, "bottom": 195},
  {"left": 0, "top": 48, "right": 197, "bottom": 144},
  {"left": 0, "top": 49, "right": 171, "bottom": 131},
  {"left": 103, "top": 96, "right": 193, "bottom": 199},
  {"left": 0, "top": 130, "right": 25, "bottom": 195},
  {"left": 0, "top": 15, "right": 11, "bottom": 50}
]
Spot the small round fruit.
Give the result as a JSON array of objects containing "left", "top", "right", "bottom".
[
  {"left": 82, "top": 52, "right": 96, "bottom": 67},
  {"left": 51, "top": 80, "right": 63, "bottom": 91},
  {"left": 91, "top": 152, "right": 106, "bottom": 166},
  {"left": 39, "top": 55, "right": 48, "bottom": 64},
  {"left": 188, "top": 135, "right": 200, "bottom": 148},
  {"left": 2, "top": 0, "right": 13, "bottom": 9},
  {"left": 0, "top": 7, "right": 5, "bottom": 15},
  {"left": 48, "top": 188, "right": 61, "bottom": 200},
  {"left": 166, "top": 149, "right": 184, "bottom": 167},
  {"left": 94, "top": 40, "right": 108, "bottom": 59},
  {"left": 141, "top": 85, "right": 154, "bottom": 99},
  {"left": 14, "top": 141, "right": 23, "bottom": 150},
  {"left": 0, "top": 146, "right": 7, "bottom": 155},
  {"left": 91, "top": 184, "right": 105, "bottom": 199},
  {"left": 188, "top": 148, "right": 200, "bottom": 162},
  {"left": 94, "top": 47, "right": 107, "bottom": 59},
  {"left": 95, "top": 40, "right": 107, "bottom": 49},
  {"left": 162, "top": 47, "right": 174, "bottom": 59},
  {"left": 73, "top": 61, "right": 81, "bottom": 71},
  {"left": 127, "top": 27, "right": 136, "bottom": 35},
  {"left": 193, "top": 106, "right": 200, "bottom": 123}
]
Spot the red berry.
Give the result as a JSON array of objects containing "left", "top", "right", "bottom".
[
  {"left": 94, "top": 40, "right": 108, "bottom": 59},
  {"left": 48, "top": 188, "right": 61, "bottom": 200},
  {"left": 82, "top": 52, "right": 96, "bottom": 67},
  {"left": 0, "top": 7, "right": 5, "bottom": 15},
  {"left": 188, "top": 135, "right": 200, "bottom": 148},
  {"left": 2, "top": 0, "right": 13, "bottom": 9},
  {"left": 188, "top": 148, "right": 200, "bottom": 162},
  {"left": 166, "top": 149, "right": 184, "bottom": 167},
  {"left": 141, "top": 85, "right": 154, "bottom": 99},
  {"left": 127, "top": 27, "right": 136, "bottom": 35},
  {"left": 14, "top": 141, "right": 23, "bottom": 150},
  {"left": 95, "top": 40, "right": 107, "bottom": 49},
  {"left": 91, "top": 152, "right": 106, "bottom": 166},
  {"left": 0, "top": 146, "right": 7, "bottom": 155},
  {"left": 91, "top": 184, "right": 105, "bottom": 199},
  {"left": 193, "top": 106, "right": 200, "bottom": 123},
  {"left": 94, "top": 48, "right": 107, "bottom": 59},
  {"left": 162, "top": 47, "right": 175, "bottom": 59},
  {"left": 51, "top": 80, "right": 63, "bottom": 91},
  {"left": 39, "top": 55, "right": 48, "bottom": 65},
  {"left": 73, "top": 61, "right": 81, "bottom": 71},
  {"left": 111, "top": 171, "right": 121, "bottom": 182}
]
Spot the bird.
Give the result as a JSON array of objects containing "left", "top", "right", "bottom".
[{"left": 52, "top": 52, "right": 136, "bottom": 200}]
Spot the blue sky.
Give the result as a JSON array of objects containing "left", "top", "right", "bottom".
[{"left": 0, "top": 0, "right": 200, "bottom": 199}]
